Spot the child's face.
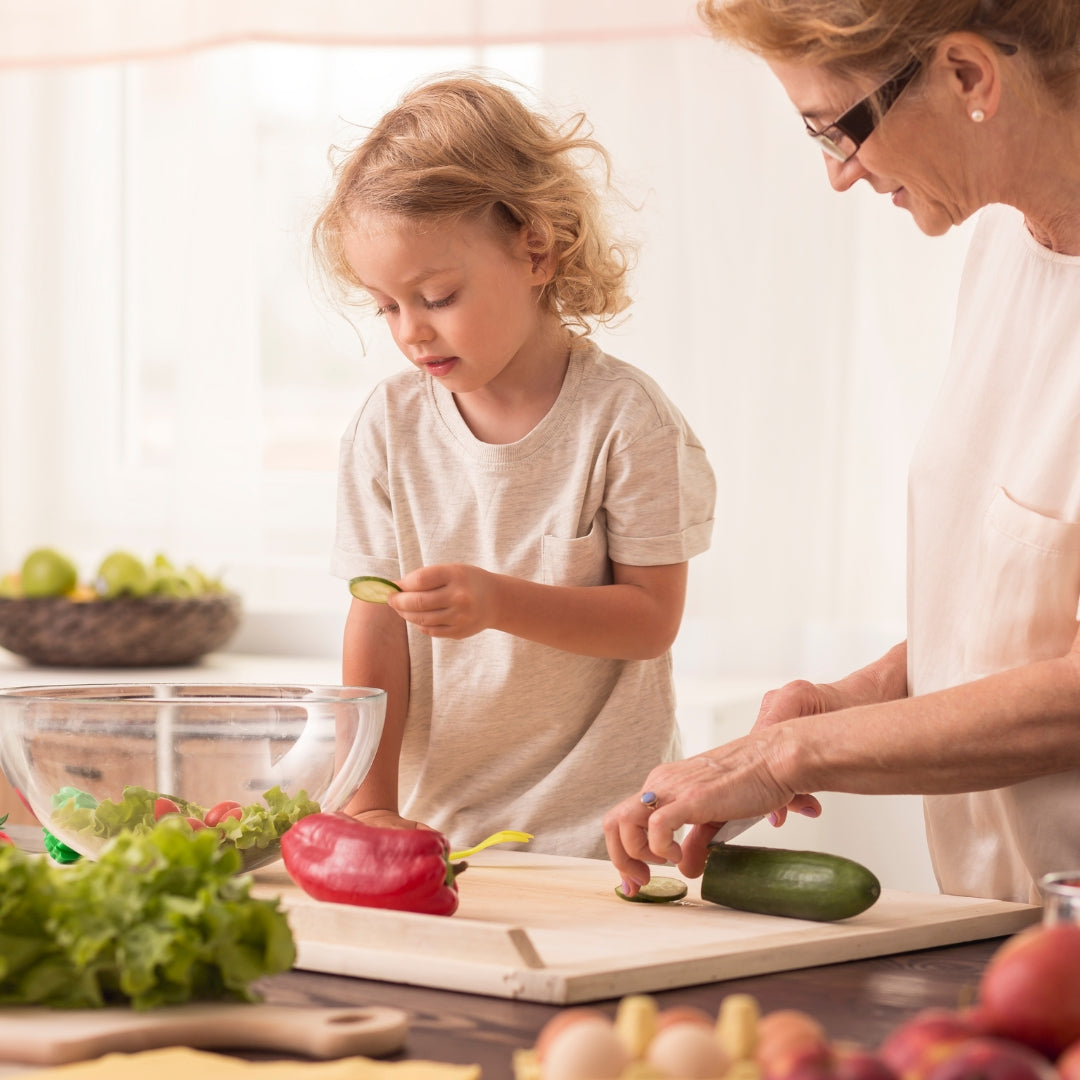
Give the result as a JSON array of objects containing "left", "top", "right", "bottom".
[{"left": 344, "top": 212, "right": 556, "bottom": 393}]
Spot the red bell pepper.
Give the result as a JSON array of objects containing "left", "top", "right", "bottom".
[{"left": 280, "top": 813, "right": 465, "bottom": 916}]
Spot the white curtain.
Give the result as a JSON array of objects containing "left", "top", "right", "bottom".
[
  {"left": 0, "top": 1, "right": 700, "bottom": 65},
  {"left": 0, "top": 1, "right": 971, "bottom": 676}
]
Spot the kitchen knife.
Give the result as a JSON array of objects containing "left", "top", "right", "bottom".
[{"left": 709, "top": 815, "right": 766, "bottom": 844}]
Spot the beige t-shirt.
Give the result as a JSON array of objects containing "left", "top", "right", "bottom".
[
  {"left": 909, "top": 204, "right": 1080, "bottom": 902},
  {"left": 332, "top": 340, "right": 716, "bottom": 857}
]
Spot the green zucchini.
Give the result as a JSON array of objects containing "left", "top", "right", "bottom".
[{"left": 702, "top": 843, "right": 881, "bottom": 922}]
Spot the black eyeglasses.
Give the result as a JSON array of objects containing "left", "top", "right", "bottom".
[
  {"left": 804, "top": 40, "right": 1019, "bottom": 163},
  {"left": 803, "top": 57, "right": 923, "bottom": 162}
]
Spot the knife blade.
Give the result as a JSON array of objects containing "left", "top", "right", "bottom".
[{"left": 709, "top": 815, "right": 766, "bottom": 844}]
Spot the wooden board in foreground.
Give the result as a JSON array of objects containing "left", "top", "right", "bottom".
[
  {"left": 252, "top": 850, "right": 1039, "bottom": 1005},
  {"left": 0, "top": 1003, "right": 408, "bottom": 1066}
]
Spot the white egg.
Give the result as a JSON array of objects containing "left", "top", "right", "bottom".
[
  {"left": 646, "top": 1021, "right": 730, "bottom": 1078},
  {"left": 542, "top": 1016, "right": 631, "bottom": 1080}
]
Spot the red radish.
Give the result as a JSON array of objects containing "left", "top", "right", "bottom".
[
  {"left": 154, "top": 797, "right": 181, "bottom": 820},
  {"left": 185, "top": 816, "right": 208, "bottom": 831},
  {"left": 205, "top": 801, "right": 243, "bottom": 827}
]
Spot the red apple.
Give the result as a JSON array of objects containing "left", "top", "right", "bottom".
[
  {"left": 978, "top": 923, "right": 1080, "bottom": 1058},
  {"left": 833, "top": 1042, "right": 899, "bottom": 1080},
  {"left": 924, "top": 1036, "right": 1056, "bottom": 1080},
  {"left": 778, "top": 1058, "right": 837, "bottom": 1080},
  {"left": 959, "top": 1002, "right": 997, "bottom": 1037},
  {"left": 877, "top": 1008, "right": 979, "bottom": 1079},
  {"left": 1058, "top": 1039, "right": 1080, "bottom": 1079}
]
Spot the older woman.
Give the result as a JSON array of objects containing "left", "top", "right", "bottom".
[{"left": 605, "top": 0, "right": 1080, "bottom": 904}]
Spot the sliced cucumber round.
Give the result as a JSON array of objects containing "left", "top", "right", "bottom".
[
  {"left": 348, "top": 576, "right": 402, "bottom": 603},
  {"left": 615, "top": 876, "right": 688, "bottom": 903}
]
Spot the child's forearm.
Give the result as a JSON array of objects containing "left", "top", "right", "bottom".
[
  {"left": 342, "top": 598, "right": 410, "bottom": 814},
  {"left": 491, "top": 561, "right": 688, "bottom": 660}
]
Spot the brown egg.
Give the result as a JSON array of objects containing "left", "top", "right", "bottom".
[
  {"left": 647, "top": 1022, "right": 730, "bottom": 1078},
  {"left": 757, "top": 1008, "right": 828, "bottom": 1059},
  {"left": 535, "top": 1006, "right": 609, "bottom": 1063},
  {"left": 656, "top": 1005, "right": 715, "bottom": 1031},
  {"left": 541, "top": 1017, "right": 632, "bottom": 1080}
]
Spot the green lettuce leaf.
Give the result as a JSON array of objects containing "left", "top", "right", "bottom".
[
  {"left": 49, "top": 784, "right": 320, "bottom": 863},
  {"left": 0, "top": 818, "right": 295, "bottom": 1009}
]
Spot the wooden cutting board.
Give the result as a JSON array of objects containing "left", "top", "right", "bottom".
[
  {"left": 252, "top": 851, "right": 1040, "bottom": 1005},
  {"left": 0, "top": 1002, "right": 408, "bottom": 1066}
]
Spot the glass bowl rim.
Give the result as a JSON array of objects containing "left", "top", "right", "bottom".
[
  {"left": 0, "top": 681, "right": 387, "bottom": 707},
  {"left": 1039, "top": 870, "right": 1080, "bottom": 893}
]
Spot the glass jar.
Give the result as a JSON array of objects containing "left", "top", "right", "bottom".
[{"left": 1039, "top": 871, "right": 1080, "bottom": 925}]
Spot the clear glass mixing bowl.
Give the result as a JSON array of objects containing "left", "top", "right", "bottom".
[{"left": 0, "top": 682, "right": 386, "bottom": 871}]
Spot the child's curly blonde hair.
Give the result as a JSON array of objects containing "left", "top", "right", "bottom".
[{"left": 312, "top": 72, "right": 633, "bottom": 333}]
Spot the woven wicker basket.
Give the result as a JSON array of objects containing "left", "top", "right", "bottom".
[{"left": 0, "top": 593, "right": 242, "bottom": 667}]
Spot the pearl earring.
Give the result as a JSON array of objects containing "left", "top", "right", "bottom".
[{"left": 971, "top": 108, "right": 986, "bottom": 122}]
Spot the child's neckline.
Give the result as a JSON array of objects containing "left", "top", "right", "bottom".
[{"left": 428, "top": 341, "right": 592, "bottom": 462}]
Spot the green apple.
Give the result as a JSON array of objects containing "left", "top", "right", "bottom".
[
  {"left": 95, "top": 551, "right": 151, "bottom": 598},
  {"left": 21, "top": 548, "right": 78, "bottom": 598}
]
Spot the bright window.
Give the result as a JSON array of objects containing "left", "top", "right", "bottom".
[{"left": 14, "top": 44, "right": 542, "bottom": 626}]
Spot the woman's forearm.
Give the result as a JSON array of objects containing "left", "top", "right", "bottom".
[{"left": 785, "top": 649, "right": 1080, "bottom": 796}]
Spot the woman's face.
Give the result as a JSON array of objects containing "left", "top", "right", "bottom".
[{"left": 768, "top": 57, "right": 980, "bottom": 236}]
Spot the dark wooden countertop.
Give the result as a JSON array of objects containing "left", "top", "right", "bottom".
[{"left": 256, "top": 936, "right": 999, "bottom": 1079}]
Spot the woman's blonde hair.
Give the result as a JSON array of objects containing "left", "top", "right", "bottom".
[
  {"left": 698, "top": 0, "right": 1080, "bottom": 105},
  {"left": 312, "top": 72, "right": 633, "bottom": 332}
]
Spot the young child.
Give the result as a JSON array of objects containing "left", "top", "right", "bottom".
[{"left": 314, "top": 73, "right": 715, "bottom": 858}]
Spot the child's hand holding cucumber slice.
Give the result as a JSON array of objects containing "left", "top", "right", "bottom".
[{"left": 349, "top": 575, "right": 403, "bottom": 604}]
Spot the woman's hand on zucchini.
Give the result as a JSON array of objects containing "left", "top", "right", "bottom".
[
  {"left": 677, "top": 791, "right": 821, "bottom": 877},
  {"left": 602, "top": 731, "right": 810, "bottom": 893}
]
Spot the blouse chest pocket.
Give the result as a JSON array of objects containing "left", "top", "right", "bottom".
[
  {"left": 963, "top": 487, "right": 1080, "bottom": 680},
  {"left": 541, "top": 523, "right": 611, "bottom": 588}
]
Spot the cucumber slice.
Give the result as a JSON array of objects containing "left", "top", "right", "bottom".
[
  {"left": 615, "top": 876, "right": 688, "bottom": 903},
  {"left": 348, "top": 576, "right": 402, "bottom": 603}
]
